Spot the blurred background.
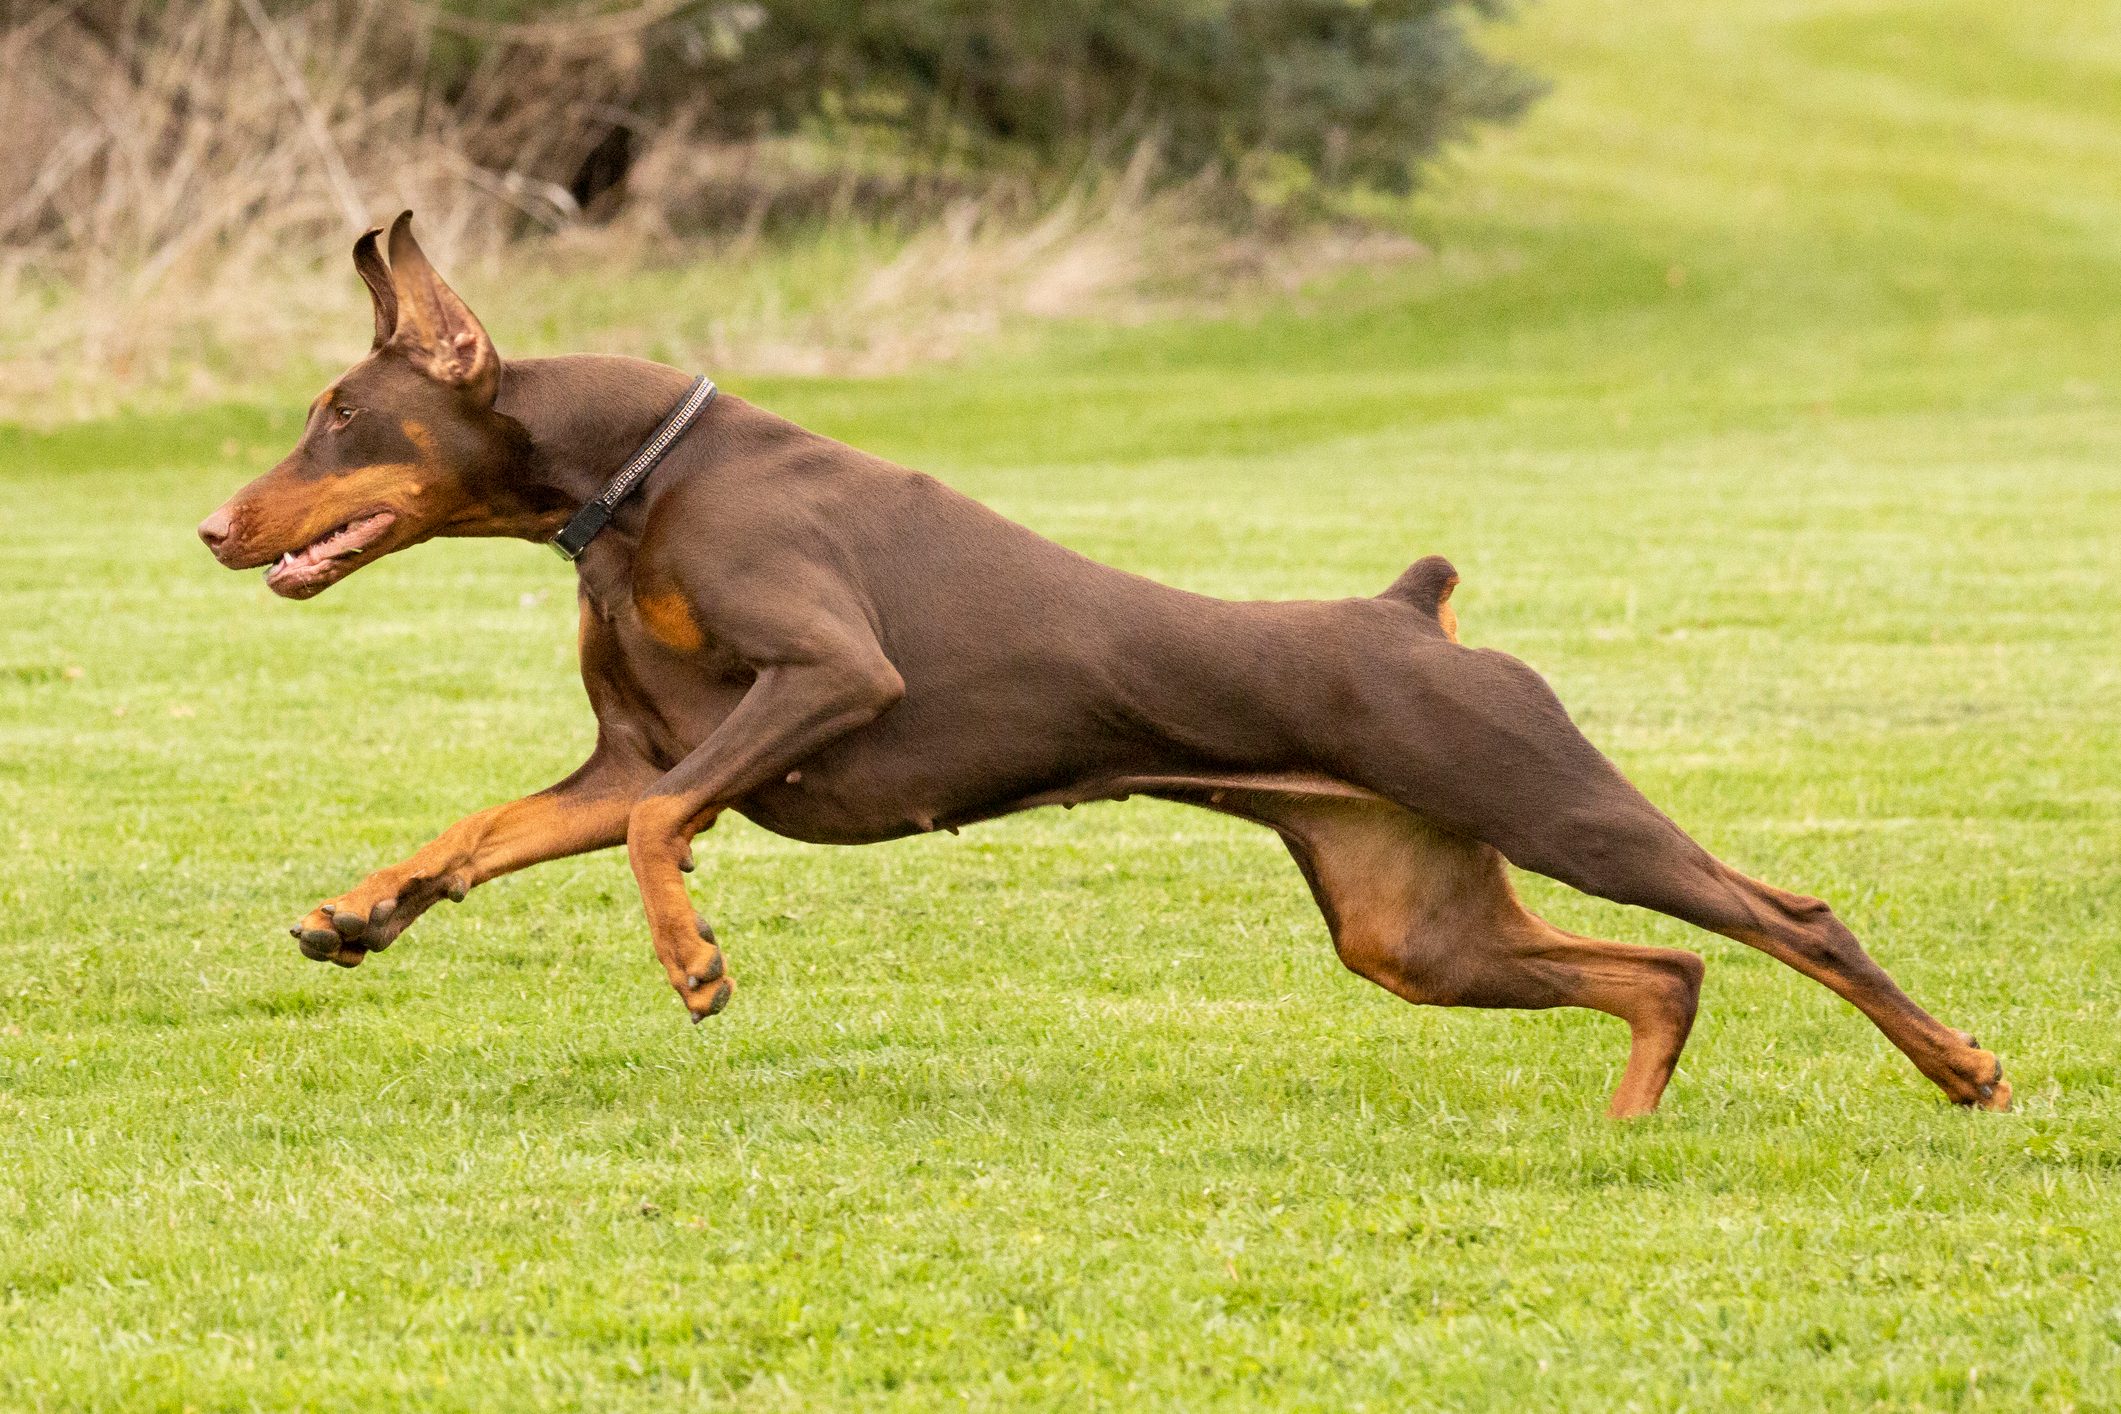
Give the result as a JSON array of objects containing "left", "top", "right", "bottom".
[{"left": 1, "top": 0, "right": 1538, "bottom": 418}]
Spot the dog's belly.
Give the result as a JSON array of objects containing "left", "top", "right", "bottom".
[
  {"left": 730, "top": 783, "right": 939, "bottom": 845},
  {"left": 597, "top": 617, "right": 1153, "bottom": 841},
  {"left": 731, "top": 752, "right": 1113, "bottom": 846},
  {"left": 728, "top": 697, "right": 1163, "bottom": 846}
]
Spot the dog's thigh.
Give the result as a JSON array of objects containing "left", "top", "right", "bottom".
[
  {"left": 1183, "top": 786, "right": 1698, "bottom": 1014},
  {"left": 1313, "top": 645, "right": 1729, "bottom": 913}
]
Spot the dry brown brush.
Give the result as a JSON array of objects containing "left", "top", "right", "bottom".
[{"left": 0, "top": 0, "right": 1514, "bottom": 417}]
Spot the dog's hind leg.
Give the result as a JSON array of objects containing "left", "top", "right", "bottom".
[
  {"left": 1348, "top": 646, "right": 2008, "bottom": 1111},
  {"left": 1506, "top": 798, "right": 2009, "bottom": 1111},
  {"left": 1169, "top": 785, "right": 1704, "bottom": 1116}
]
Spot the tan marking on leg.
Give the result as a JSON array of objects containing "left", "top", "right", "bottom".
[
  {"left": 626, "top": 797, "right": 730, "bottom": 1019},
  {"left": 1283, "top": 797, "right": 1700, "bottom": 1115},
  {"left": 1155, "top": 780, "right": 1700, "bottom": 1116},
  {"left": 296, "top": 780, "right": 645, "bottom": 966}
]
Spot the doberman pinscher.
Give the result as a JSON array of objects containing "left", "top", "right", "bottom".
[{"left": 197, "top": 214, "right": 2008, "bottom": 1116}]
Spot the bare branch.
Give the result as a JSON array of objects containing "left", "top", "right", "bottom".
[{"left": 234, "top": 0, "right": 367, "bottom": 230}]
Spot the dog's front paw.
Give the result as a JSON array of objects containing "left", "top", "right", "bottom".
[
  {"left": 290, "top": 869, "right": 465, "bottom": 967},
  {"left": 664, "top": 912, "right": 733, "bottom": 1023}
]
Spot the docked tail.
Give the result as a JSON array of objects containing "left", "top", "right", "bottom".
[{"left": 1380, "top": 555, "right": 1461, "bottom": 642}]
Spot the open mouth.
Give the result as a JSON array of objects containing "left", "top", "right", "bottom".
[{"left": 264, "top": 512, "right": 398, "bottom": 599}]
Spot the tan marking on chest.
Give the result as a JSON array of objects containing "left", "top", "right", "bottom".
[{"left": 635, "top": 589, "right": 706, "bottom": 652}]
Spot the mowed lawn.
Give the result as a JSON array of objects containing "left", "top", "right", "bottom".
[{"left": 5, "top": 0, "right": 2121, "bottom": 1408}]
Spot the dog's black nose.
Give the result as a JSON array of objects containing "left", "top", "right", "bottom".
[{"left": 197, "top": 506, "right": 234, "bottom": 553}]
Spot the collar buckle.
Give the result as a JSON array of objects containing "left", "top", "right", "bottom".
[{"left": 549, "top": 501, "right": 611, "bottom": 560}]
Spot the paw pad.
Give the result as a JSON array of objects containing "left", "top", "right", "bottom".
[
  {"left": 690, "top": 977, "right": 734, "bottom": 1021},
  {"left": 296, "top": 928, "right": 342, "bottom": 961}
]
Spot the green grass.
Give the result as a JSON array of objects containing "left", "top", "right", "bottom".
[{"left": 6, "top": 0, "right": 2121, "bottom": 1407}]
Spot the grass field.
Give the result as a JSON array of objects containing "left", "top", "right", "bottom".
[{"left": 5, "top": 0, "right": 2121, "bottom": 1407}]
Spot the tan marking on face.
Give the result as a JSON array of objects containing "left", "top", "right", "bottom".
[
  {"left": 400, "top": 419, "right": 440, "bottom": 466},
  {"left": 353, "top": 461, "right": 422, "bottom": 492},
  {"left": 318, "top": 462, "right": 423, "bottom": 524},
  {"left": 229, "top": 458, "right": 424, "bottom": 557},
  {"left": 636, "top": 589, "right": 705, "bottom": 652}
]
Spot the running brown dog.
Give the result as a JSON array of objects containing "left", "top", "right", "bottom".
[{"left": 197, "top": 214, "right": 2008, "bottom": 1116}]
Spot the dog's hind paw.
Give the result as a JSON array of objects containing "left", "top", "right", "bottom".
[{"left": 1940, "top": 1039, "right": 2011, "bottom": 1112}]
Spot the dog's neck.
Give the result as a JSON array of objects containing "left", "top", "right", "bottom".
[
  {"left": 493, "top": 354, "right": 705, "bottom": 606},
  {"left": 498, "top": 355, "right": 701, "bottom": 520}
]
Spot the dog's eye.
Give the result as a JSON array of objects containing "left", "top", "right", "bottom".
[{"left": 331, "top": 405, "right": 358, "bottom": 428}]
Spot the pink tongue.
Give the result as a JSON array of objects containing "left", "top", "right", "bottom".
[
  {"left": 327, "top": 514, "right": 390, "bottom": 555},
  {"left": 265, "top": 513, "right": 392, "bottom": 594},
  {"left": 266, "top": 550, "right": 323, "bottom": 591}
]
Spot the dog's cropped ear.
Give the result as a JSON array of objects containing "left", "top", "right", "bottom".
[
  {"left": 352, "top": 226, "right": 397, "bottom": 350},
  {"left": 384, "top": 210, "right": 498, "bottom": 402}
]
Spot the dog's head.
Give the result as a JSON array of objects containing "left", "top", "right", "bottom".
[{"left": 197, "top": 212, "right": 531, "bottom": 598}]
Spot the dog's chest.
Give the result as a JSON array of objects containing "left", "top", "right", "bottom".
[{"left": 578, "top": 575, "right": 749, "bottom": 765}]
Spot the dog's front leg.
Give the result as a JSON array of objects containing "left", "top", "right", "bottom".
[
  {"left": 627, "top": 653, "right": 905, "bottom": 1020},
  {"left": 292, "top": 742, "right": 657, "bottom": 968}
]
